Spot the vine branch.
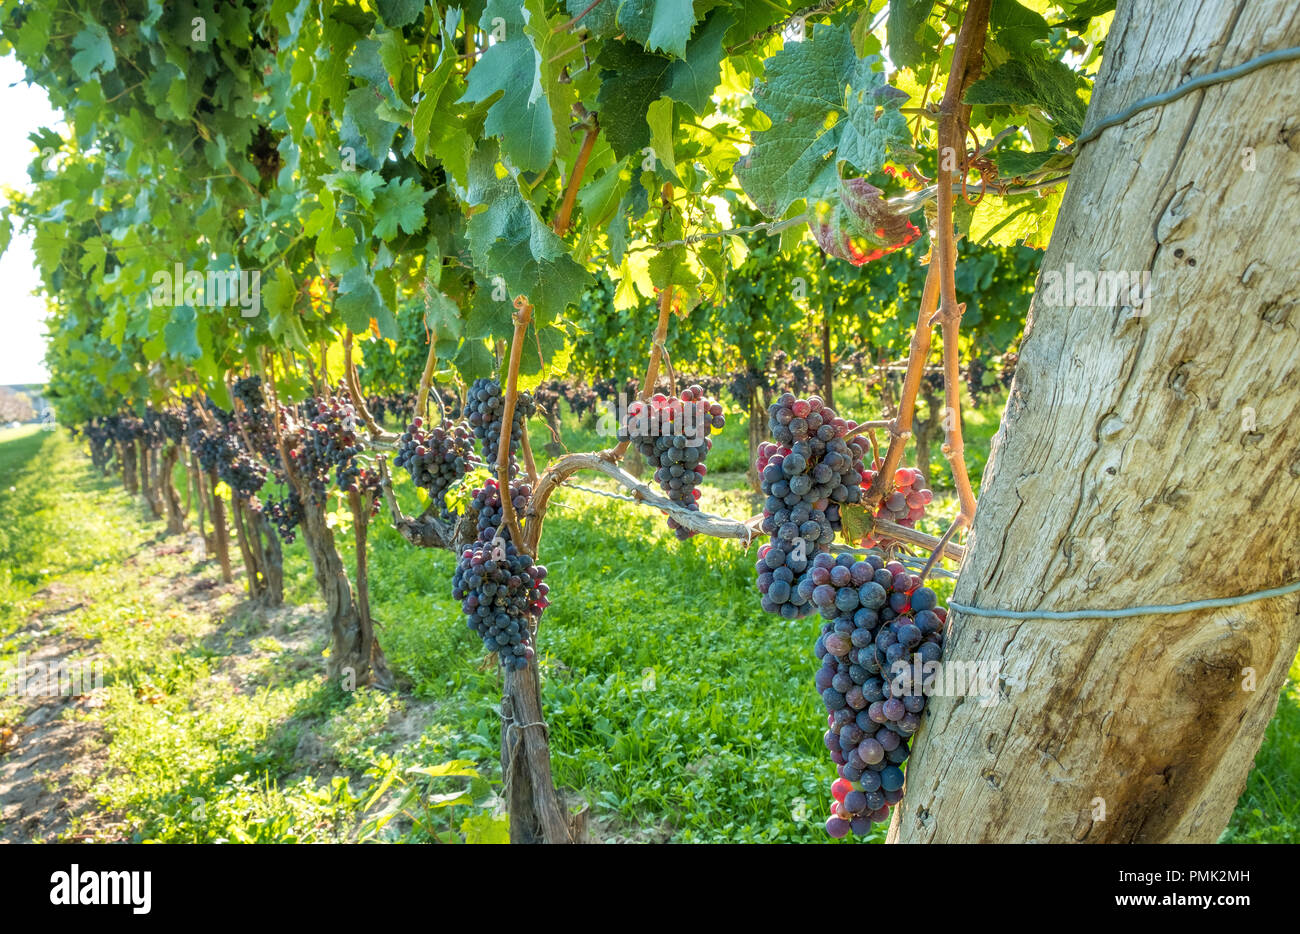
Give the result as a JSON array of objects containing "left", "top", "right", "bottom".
[{"left": 497, "top": 300, "right": 533, "bottom": 554}]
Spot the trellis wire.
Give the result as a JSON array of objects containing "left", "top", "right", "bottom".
[
  {"left": 557, "top": 479, "right": 961, "bottom": 576},
  {"left": 557, "top": 479, "right": 756, "bottom": 540},
  {"left": 949, "top": 578, "right": 1300, "bottom": 621},
  {"left": 1072, "top": 44, "right": 1300, "bottom": 150}
]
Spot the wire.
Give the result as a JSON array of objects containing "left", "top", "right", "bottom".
[
  {"left": 1072, "top": 45, "right": 1300, "bottom": 151},
  {"left": 949, "top": 578, "right": 1300, "bottom": 621}
]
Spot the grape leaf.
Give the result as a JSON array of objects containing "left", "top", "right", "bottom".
[
  {"left": 566, "top": 0, "right": 700, "bottom": 59},
  {"left": 459, "top": 0, "right": 555, "bottom": 172},
  {"left": 423, "top": 286, "right": 463, "bottom": 340},
  {"left": 349, "top": 37, "right": 402, "bottom": 107},
  {"left": 887, "top": 0, "right": 936, "bottom": 70},
  {"left": 577, "top": 164, "right": 628, "bottom": 229},
  {"left": 338, "top": 265, "right": 399, "bottom": 338},
  {"left": 737, "top": 23, "right": 911, "bottom": 221},
  {"left": 341, "top": 87, "right": 399, "bottom": 168},
  {"left": 965, "top": 57, "right": 1089, "bottom": 139},
  {"left": 969, "top": 188, "right": 1063, "bottom": 249},
  {"left": 619, "top": 0, "right": 698, "bottom": 59},
  {"left": 71, "top": 23, "right": 117, "bottom": 81},
  {"left": 597, "top": 12, "right": 739, "bottom": 161},
  {"left": 373, "top": 178, "right": 434, "bottom": 240},
  {"left": 838, "top": 503, "right": 873, "bottom": 546},
  {"left": 163, "top": 305, "right": 201, "bottom": 360},
  {"left": 992, "top": 148, "right": 1071, "bottom": 178},
  {"left": 989, "top": 0, "right": 1050, "bottom": 57},
  {"left": 377, "top": 0, "right": 426, "bottom": 28},
  {"left": 1054, "top": 0, "right": 1116, "bottom": 31},
  {"left": 665, "top": 10, "right": 735, "bottom": 115},
  {"left": 453, "top": 337, "right": 495, "bottom": 381},
  {"left": 464, "top": 144, "right": 591, "bottom": 324},
  {"left": 596, "top": 41, "right": 674, "bottom": 161}
]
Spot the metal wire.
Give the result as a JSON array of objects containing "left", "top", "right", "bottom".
[
  {"left": 949, "top": 578, "right": 1300, "bottom": 621},
  {"left": 557, "top": 481, "right": 961, "bottom": 576},
  {"left": 1072, "top": 45, "right": 1300, "bottom": 150}
]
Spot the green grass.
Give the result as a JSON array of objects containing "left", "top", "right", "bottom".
[{"left": 0, "top": 416, "right": 1296, "bottom": 844}]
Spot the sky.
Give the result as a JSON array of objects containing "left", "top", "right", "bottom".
[{"left": 0, "top": 54, "right": 62, "bottom": 386}]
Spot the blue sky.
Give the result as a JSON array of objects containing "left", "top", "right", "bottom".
[{"left": 0, "top": 54, "right": 61, "bottom": 385}]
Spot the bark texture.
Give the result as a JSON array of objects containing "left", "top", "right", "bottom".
[
  {"left": 161, "top": 444, "right": 185, "bottom": 534},
  {"left": 298, "top": 497, "right": 392, "bottom": 690},
  {"left": 120, "top": 440, "right": 138, "bottom": 495},
  {"left": 206, "top": 468, "right": 234, "bottom": 583},
  {"left": 891, "top": 0, "right": 1300, "bottom": 843}
]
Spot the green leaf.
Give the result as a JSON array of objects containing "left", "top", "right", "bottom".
[
  {"left": 645, "top": 98, "right": 678, "bottom": 184},
  {"left": 324, "top": 169, "right": 386, "bottom": 209},
  {"left": 1053, "top": 0, "right": 1116, "bottom": 31},
  {"left": 71, "top": 23, "right": 116, "bottom": 81},
  {"left": 377, "top": 0, "right": 426, "bottom": 28},
  {"left": 341, "top": 87, "right": 399, "bottom": 169},
  {"left": 464, "top": 144, "right": 591, "bottom": 324},
  {"left": 576, "top": 164, "right": 627, "bottom": 229},
  {"left": 596, "top": 41, "right": 674, "bottom": 161},
  {"left": 965, "top": 57, "right": 1089, "bottom": 139},
  {"left": 466, "top": 284, "right": 515, "bottom": 341},
  {"left": 887, "top": 0, "right": 936, "bottom": 70},
  {"left": 992, "top": 148, "right": 1070, "bottom": 178},
  {"left": 969, "top": 189, "right": 1063, "bottom": 249},
  {"left": 566, "top": 0, "right": 700, "bottom": 59},
  {"left": 452, "top": 337, "right": 495, "bottom": 381},
  {"left": 349, "top": 37, "right": 402, "bottom": 107},
  {"left": 737, "top": 24, "right": 911, "bottom": 220},
  {"left": 619, "top": 0, "right": 698, "bottom": 59},
  {"left": 373, "top": 178, "right": 434, "bottom": 240},
  {"left": 163, "top": 305, "right": 201, "bottom": 360},
  {"left": 664, "top": 10, "right": 734, "bottom": 115},
  {"left": 459, "top": 0, "right": 555, "bottom": 172},
  {"left": 461, "top": 812, "right": 510, "bottom": 844},
  {"left": 337, "top": 265, "right": 398, "bottom": 338},
  {"left": 989, "top": 0, "right": 1050, "bottom": 57},
  {"left": 15, "top": 5, "right": 51, "bottom": 59},
  {"left": 407, "top": 759, "right": 480, "bottom": 778},
  {"left": 423, "top": 287, "right": 463, "bottom": 341}
]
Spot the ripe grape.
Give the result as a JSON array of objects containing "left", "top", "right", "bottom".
[
  {"left": 618, "top": 385, "right": 725, "bottom": 540},
  {"left": 813, "top": 555, "right": 945, "bottom": 838},
  {"left": 466, "top": 377, "right": 536, "bottom": 477},
  {"left": 451, "top": 537, "right": 548, "bottom": 670},
  {"left": 394, "top": 417, "right": 480, "bottom": 517}
]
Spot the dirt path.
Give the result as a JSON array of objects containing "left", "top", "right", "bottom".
[{"left": 0, "top": 585, "right": 120, "bottom": 843}]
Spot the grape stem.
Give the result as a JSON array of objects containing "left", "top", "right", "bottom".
[
  {"left": 553, "top": 0, "right": 609, "bottom": 33},
  {"left": 610, "top": 184, "right": 677, "bottom": 463},
  {"left": 415, "top": 334, "right": 438, "bottom": 424},
  {"left": 343, "top": 333, "right": 391, "bottom": 442},
  {"left": 496, "top": 300, "right": 532, "bottom": 555},
  {"left": 844, "top": 419, "right": 893, "bottom": 439},
  {"left": 932, "top": 0, "right": 990, "bottom": 527},
  {"left": 553, "top": 120, "right": 599, "bottom": 237},
  {"left": 863, "top": 263, "right": 939, "bottom": 509},
  {"left": 520, "top": 419, "right": 540, "bottom": 486}
]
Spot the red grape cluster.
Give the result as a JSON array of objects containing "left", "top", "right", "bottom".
[
  {"left": 394, "top": 415, "right": 480, "bottom": 517},
  {"left": 466, "top": 377, "right": 536, "bottom": 476},
  {"left": 452, "top": 539, "right": 549, "bottom": 671},
  {"left": 753, "top": 394, "right": 871, "bottom": 617},
  {"left": 619, "top": 384, "right": 725, "bottom": 540},
  {"left": 471, "top": 478, "right": 532, "bottom": 542},
  {"left": 812, "top": 553, "right": 946, "bottom": 838},
  {"left": 858, "top": 462, "right": 932, "bottom": 548}
]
